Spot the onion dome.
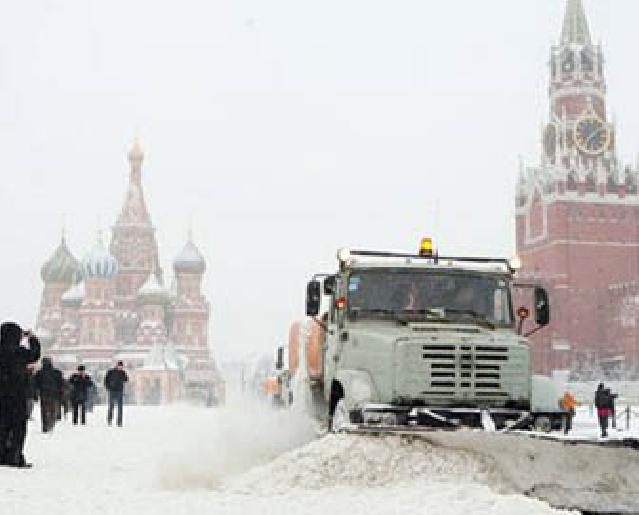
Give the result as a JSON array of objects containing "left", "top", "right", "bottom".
[
  {"left": 41, "top": 237, "right": 81, "bottom": 284},
  {"left": 138, "top": 271, "right": 169, "bottom": 305},
  {"left": 61, "top": 281, "right": 85, "bottom": 307},
  {"left": 173, "top": 238, "right": 206, "bottom": 274},
  {"left": 82, "top": 233, "right": 118, "bottom": 279}
]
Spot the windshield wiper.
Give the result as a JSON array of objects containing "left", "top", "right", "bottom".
[{"left": 444, "top": 309, "right": 495, "bottom": 329}]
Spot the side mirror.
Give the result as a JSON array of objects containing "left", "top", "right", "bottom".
[
  {"left": 306, "top": 280, "right": 321, "bottom": 317},
  {"left": 534, "top": 287, "right": 550, "bottom": 326},
  {"left": 323, "top": 275, "right": 336, "bottom": 296},
  {"left": 275, "top": 346, "right": 284, "bottom": 371}
]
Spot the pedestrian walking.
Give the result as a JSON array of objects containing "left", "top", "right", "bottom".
[
  {"left": 605, "top": 387, "right": 618, "bottom": 430},
  {"left": 0, "top": 322, "right": 41, "bottom": 467},
  {"left": 68, "top": 365, "right": 94, "bottom": 426},
  {"left": 33, "top": 357, "right": 65, "bottom": 432},
  {"left": 59, "top": 380, "right": 70, "bottom": 420},
  {"left": 595, "top": 383, "right": 612, "bottom": 438},
  {"left": 559, "top": 390, "right": 578, "bottom": 435},
  {"left": 105, "top": 361, "right": 128, "bottom": 426}
]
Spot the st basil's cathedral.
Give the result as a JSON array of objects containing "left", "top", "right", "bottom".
[{"left": 36, "top": 139, "right": 224, "bottom": 404}]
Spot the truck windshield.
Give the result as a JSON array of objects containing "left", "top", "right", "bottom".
[{"left": 347, "top": 269, "right": 514, "bottom": 327}]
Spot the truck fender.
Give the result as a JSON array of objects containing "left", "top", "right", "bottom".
[{"left": 333, "top": 370, "right": 377, "bottom": 409}]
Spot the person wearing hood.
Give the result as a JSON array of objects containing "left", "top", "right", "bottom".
[
  {"left": 595, "top": 382, "right": 612, "bottom": 438},
  {"left": 0, "top": 322, "right": 41, "bottom": 467},
  {"left": 33, "top": 357, "right": 65, "bottom": 432}
]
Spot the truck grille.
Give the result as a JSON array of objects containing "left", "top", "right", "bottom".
[{"left": 420, "top": 342, "right": 509, "bottom": 397}]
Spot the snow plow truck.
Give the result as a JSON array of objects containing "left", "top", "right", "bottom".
[{"left": 291, "top": 239, "right": 566, "bottom": 433}]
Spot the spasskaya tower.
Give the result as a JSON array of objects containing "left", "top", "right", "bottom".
[{"left": 516, "top": 0, "right": 639, "bottom": 376}]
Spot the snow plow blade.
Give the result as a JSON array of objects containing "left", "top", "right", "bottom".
[
  {"left": 345, "top": 424, "right": 639, "bottom": 451},
  {"left": 351, "top": 404, "right": 533, "bottom": 432}
]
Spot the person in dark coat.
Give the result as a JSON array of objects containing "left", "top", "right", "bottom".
[
  {"left": 605, "top": 388, "right": 618, "bottom": 430},
  {"left": 68, "top": 365, "right": 94, "bottom": 425},
  {"left": 0, "top": 322, "right": 41, "bottom": 467},
  {"left": 33, "top": 357, "right": 65, "bottom": 432},
  {"left": 594, "top": 382, "right": 611, "bottom": 438},
  {"left": 25, "top": 364, "right": 36, "bottom": 421},
  {"left": 105, "top": 361, "right": 128, "bottom": 426}
]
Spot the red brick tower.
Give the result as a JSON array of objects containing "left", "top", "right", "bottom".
[
  {"left": 37, "top": 232, "right": 81, "bottom": 349},
  {"left": 109, "top": 139, "right": 162, "bottom": 341},
  {"left": 516, "top": 0, "right": 639, "bottom": 375},
  {"left": 170, "top": 233, "right": 211, "bottom": 370},
  {"left": 77, "top": 231, "right": 118, "bottom": 362}
]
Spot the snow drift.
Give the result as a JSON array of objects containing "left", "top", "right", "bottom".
[
  {"left": 225, "top": 430, "right": 638, "bottom": 513},
  {"left": 156, "top": 400, "right": 317, "bottom": 490}
]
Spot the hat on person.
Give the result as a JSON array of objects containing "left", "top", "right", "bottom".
[{"left": 0, "top": 322, "right": 22, "bottom": 348}]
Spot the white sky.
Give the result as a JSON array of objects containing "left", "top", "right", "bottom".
[{"left": 1, "top": 0, "right": 638, "bottom": 362}]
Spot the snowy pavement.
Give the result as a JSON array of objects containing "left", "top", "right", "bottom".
[{"left": 0, "top": 402, "right": 580, "bottom": 515}]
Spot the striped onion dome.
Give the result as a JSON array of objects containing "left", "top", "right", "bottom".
[
  {"left": 41, "top": 237, "right": 81, "bottom": 284},
  {"left": 82, "top": 236, "right": 118, "bottom": 279}
]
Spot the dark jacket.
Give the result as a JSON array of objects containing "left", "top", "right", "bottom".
[
  {"left": 595, "top": 386, "right": 609, "bottom": 410},
  {"left": 34, "top": 358, "right": 65, "bottom": 400},
  {"left": 603, "top": 389, "right": 617, "bottom": 410},
  {"left": 104, "top": 368, "right": 128, "bottom": 394},
  {"left": 0, "top": 323, "right": 41, "bottom": 408},
  {"left": 68, "top": 372, "right": 94, "bottom": 403}
]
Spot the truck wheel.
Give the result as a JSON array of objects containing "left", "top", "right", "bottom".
[
  {"left": 332, "top": 399, "right": 349, "bottom": 433},
  {"left": 532, "top": 415, "right": 552, "bottom": 433}
]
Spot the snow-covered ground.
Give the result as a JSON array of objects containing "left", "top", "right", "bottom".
[{"left": 0, "top": 401, "right": 586, "bottom": 515}]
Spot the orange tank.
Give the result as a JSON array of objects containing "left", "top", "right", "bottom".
[
  {"left": 264, "top": 376, "right": 281, "bottom": 396},
  {"left": 288, "top": 321, "right": 301, "bottom": 374},
  {"left": 287, "top": 319, "right": 325, "bottom": 380},
  {"left": 306, "top": 319, "right": 325, "bottom": 380}
]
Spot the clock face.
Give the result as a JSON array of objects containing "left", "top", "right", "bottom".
[{"left": 574, "top": 114, "right": 609, "bottom": 155}]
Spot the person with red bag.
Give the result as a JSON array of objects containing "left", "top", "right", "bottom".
[{"left": 594, "top": 383, "right": 612, "bottom": 438}]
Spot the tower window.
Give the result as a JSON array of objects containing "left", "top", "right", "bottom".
[{"left": 581, "top": 50, "right": 594, "bottom": 73}]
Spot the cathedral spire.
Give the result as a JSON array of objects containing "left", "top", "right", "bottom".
[
  {"left": 561, "top": 0, "right": 592, "bottom": 46},
  {"left": 127, "top": 137, "right": 144, "bottom": 185},
  {"left": 115, "top": 137, "right": 152, "bottom": 227}
]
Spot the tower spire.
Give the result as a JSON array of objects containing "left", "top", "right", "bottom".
[{"left": 561, "top": 0, "right": 592, "bottom": 46}]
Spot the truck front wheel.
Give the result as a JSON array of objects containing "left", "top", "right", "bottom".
[{"left": 328, "top": 382, "right": 345, "bottom": 432}]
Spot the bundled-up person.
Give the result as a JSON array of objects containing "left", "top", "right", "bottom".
[
  {"left": 105, "top": 361, "right": 128, "bottom": 427},
  {"left": 33, "top": 357, "right": 65, "bottom": 432},
  {"left": 606, "top": 388, "right": 618, "bottom": 430},
  {"left": 595, "top": 383, "right": 612, "bottom": 438},
  {"left": 559, "top": 390, "right": 578, "bottom": 435},
  {"left": 68, "top": 365, "right": 94, "bottom": 426},
  {"left": 0, "top": 322, "right": 41, "bottom": 468}
]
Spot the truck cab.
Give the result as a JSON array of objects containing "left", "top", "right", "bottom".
[{"left": 306, "top": 244, "right": 551, "bottom": 430}]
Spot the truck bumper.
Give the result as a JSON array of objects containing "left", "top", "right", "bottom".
[{"left": 353, "top": 403, "right": 532, "bottom": 430}]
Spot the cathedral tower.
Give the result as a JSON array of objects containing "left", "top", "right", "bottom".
[
  {"left": 170, "top": 233, "right": 210, "bottom": 363},
  {"left": 78, "top": 232, "right": 118, "bottom": 354},
  {"left": 37, "top": 232, "right": 81, "bottom": 346},
  {"left": 516, "top": 0, "right": 639, "bottom": 374},
  {"left": 110, "top": 139, "right": 162, "bottom": 333}
]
